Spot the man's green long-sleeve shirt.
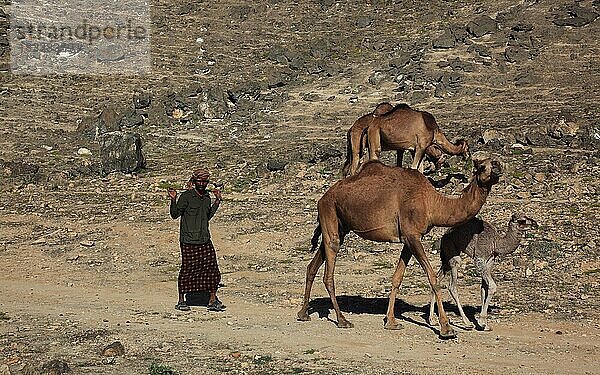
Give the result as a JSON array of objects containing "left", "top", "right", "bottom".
[{"left": 170, "top": 189, "right": 220, "bottom": 244}]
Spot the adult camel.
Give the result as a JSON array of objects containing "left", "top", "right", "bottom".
[
  {"left": 363, "top": 104, "right": 469, "bottom": 175},
  {"left": 297, "top": 158, "right": 503, "bottom": 339},
  {"left": 343, "top": 103, "right": 450, "bottom": 177}
]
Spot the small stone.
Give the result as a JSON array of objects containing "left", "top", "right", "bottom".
[
  {"left": 533, "top": 173, "right": 545, "bottom": 182},
  {"left": 516, "top": 191, "right": 532, "bottom": 199},
  {"left": 266, "top": 159, "right": 287, "bottom": 172},
  {"left": 77, "top": 148, "right": 92, "bottom": 157},
  {"left": 102, "top": 341, "right": 125, "bottom": 357},
  {"left": 80, "top": 240, "right": 95, "bottom": 247},
  {"left": 32, "top": 238, "right": 47, "bottom": 245},
  {"left": 525, "top": 268, "right": 533, "bottom": 276}
]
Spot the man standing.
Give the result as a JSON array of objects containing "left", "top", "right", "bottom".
[{"left": 168, "top": 168, "right": 225, "bottom": 312}]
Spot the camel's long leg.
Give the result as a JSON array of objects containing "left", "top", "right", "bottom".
[
  {"left": 411, "top": 144, "right": 427, "bottom": 172},
  {"left": 367, "top": 125, "right": 382, "bottom": 161},
  {"left": 478, "top": 258, "right": 497, "bottom": 330},
  {"left": 428, "top": 268, "right": 445, "bottom": 326},
  {"left": 322, "top": 230, "right": 353, "bottom": 328},
  {"left": 405, "top": 234, "right": 456, "bottom": 338},
  {"left": 447, "top": 257, "right": 474, "bottom": 329},
  {"left": 297, "top": 243, "right": 325, "bottom": 321},
  {"left": 384, "top": 246, "right": 412, "bottom": 330}
]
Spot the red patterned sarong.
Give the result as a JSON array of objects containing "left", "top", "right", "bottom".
[{"left": 178, "top": 241, "right": 221, "bottom": 293}]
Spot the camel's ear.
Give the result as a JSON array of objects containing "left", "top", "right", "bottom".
[{"left": 472, "top": 158, "right": 485, "bottom": 173}]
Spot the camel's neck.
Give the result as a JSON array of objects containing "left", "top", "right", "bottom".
[
  {"left": 496, "top": 224, "right": 523, "bottom": 256},
  {"left": 433, "top": 130, "right": 464, "bottom": 154},
  {"left": 429, "top": 180, "right": 489, "bottom": 227}
]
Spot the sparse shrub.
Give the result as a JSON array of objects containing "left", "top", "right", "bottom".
[
  {"left": 149, "top": 362, "right": 178, "bottom": 375},
  {"left": 527, "top": 240, "right": 561, "bottom": 260}
]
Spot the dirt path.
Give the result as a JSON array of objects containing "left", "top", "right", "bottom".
[{"left": 1, "top": 212, "right": 598, "bottom": 375}]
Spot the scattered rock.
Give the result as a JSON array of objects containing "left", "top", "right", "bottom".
[
  {"left": 505, "top": 46, "right": 530, "bottom": 63},
  {"left": 102, "top": 341, "right": 125, "bottom": 357},
  {"left": 133, "top": 91, "right": 152, "bottom": 109},
  {"left": 0, "top": 364, "right": 9, "bottom": 375},
  {"left": 119, "top": 109, "right": 144, "bottom": 129},
  {"left": 95, "top": 44, "right": 125, "bottom": 62},
  {"left": 514, "top": 72, "right": 537, "bottom": 86},
  {"left": 552, "top": 5, "right": 598, "bottom": 27},
  {"left": 356, "top": 16, "right": 373, "bottom": 28},
  {"left": 432, "top": 29, "right": 456, "bottom": 49},
  {"left": 77, "top": 148, "right": 92, "bottom": 157},
  {"left": 266, "top": 159, "right": 287, "bottom": 172},
  {"left": 99, "top": 131, "right": 146, "bottom": 175},
  {"left": 0, "top": 159, "right": 40, "bottom": 184},
  {"left": 79, "top": 240, "right": 95, "bottom": 247},
  {"left": 41, "top": 359, "right": 70, "bottom": 375},
  {"left": 368, "top": 71, "right": 387, "bottom": 86},
  {"left": 467, "top": 15, "right": 498, "bottom": 37}
]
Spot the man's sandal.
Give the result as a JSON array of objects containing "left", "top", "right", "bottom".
[
  {"left": 207, "top": 299, "right": 226, "bottom": 312},
  {"left": 175, "top": 302, "right": 191, "bottom": 311}
]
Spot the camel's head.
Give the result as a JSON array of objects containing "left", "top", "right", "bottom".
[
  {"left": 509, "top": 212, "right": 539, "bottom": 231},
  {"left": 473, "top": 158, "right": 502, "bottom": 188},
  {"left": 457, "top": 139, "right": 470, "bottom": 159}
]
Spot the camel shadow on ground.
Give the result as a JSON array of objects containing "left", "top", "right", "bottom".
[{"left": 307, "top": 296, "right": 495, "bottom": 333}]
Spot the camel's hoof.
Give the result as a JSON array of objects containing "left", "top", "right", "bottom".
[
  {"left": 297, "top": 312, "right": 311, "bottom": 322},
  {"left": 463, "top": 324, "right": 475, "bottom": 331},
  {"left": 384, "top": 321, "right": 404, "bottom": 330},
  {"left": 481, "top": 324, "right": 493, "bottom": 332},
  {"left": 440, "top": 328, "right": 457, "bottom": 340},
  {"left": 337, "top": 320, "right": 354, "bottom": 329}
]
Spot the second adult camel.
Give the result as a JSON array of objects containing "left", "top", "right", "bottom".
[
  {"left": 359, "top": 103, "right": 469, "bottom": 175},
  {"left": 297, "top": 158, "right": 503, "bottom": 339},
  {"left": 342, "top": 102, "right": 452, "bottom": 177}
]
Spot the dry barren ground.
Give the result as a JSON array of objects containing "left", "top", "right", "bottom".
[{"left": 1, "top": 0, "right": 600, "bottom": 374}]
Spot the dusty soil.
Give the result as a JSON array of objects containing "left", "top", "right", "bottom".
[{"left": 1, "top": 0, "right": 599, "bottom": 374}]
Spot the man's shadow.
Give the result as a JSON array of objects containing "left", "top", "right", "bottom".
[
  {"left": 306, "top": 295, "right": 487, "bottom": 334},
  {"left": 185, "top": 291, "right": 211, "bottom": 307}
]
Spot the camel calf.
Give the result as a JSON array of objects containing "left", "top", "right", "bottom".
[{"left": 429, "top": 213, "right": 538, "bottom": 331}]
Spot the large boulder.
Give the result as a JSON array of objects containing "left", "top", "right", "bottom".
[
  {"left": 467, "top": 15, "right": 498, "bottom": 37},
  {"left": 99, "top": 131, "right": 145, "bottom": 175}
]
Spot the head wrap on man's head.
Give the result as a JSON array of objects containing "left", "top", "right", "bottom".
[
  {"left": 191, "top": 168, "right": 210, "bottom": 182},
  {"left": 186, "top": 168, "right": 210, "bottom": 190}
]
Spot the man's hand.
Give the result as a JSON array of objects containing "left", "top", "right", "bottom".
[
  {"left": 212, "top": 189, "right": 222, "bottom": 201},
  {"left": 167, "top": 188, "right": 177, "bottom": 200}
]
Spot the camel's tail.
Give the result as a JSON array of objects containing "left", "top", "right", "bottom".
[
  {"left": 342, "top": 130, "right": 353, "bottom": 177},
  {"left": 310, "top": 221, "right": 322, "bottom": 252}
]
